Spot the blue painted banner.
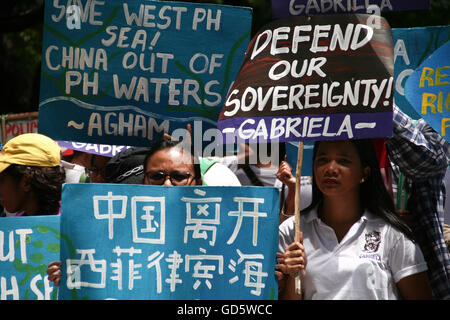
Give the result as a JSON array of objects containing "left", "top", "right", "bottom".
[
  {"left": 393, "top": 25, "right": 450, "bottom": 120},
  {"left": 272, "top": 0, "right": 430, "bottom": 19},
  {"left": 218, "top": 14, "right": 394, "bottom": 143},
  {"left": 0, "top": 216, "right": 60, "bottom": 300},
  {"left": 405, "top": 42, "right": 450, "bottom": 141},
  {"left": 39, "top": 0, "right": 251, "bottom": 147},
  {"left": 59, "top": 184, "right": 279, "bottom": 300}
]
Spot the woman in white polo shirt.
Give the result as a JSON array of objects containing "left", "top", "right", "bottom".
[{"left": 277, "top": 139, "right": 432, "bottom": 300}]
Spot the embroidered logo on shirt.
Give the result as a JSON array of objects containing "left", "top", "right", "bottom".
[
  {"left": 359, "top": 231, "right": 382, "bottom": 262},
  {"left": 363, "top": 231, "right": 381, "bottom": 253}
]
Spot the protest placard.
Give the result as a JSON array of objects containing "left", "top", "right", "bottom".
[
  {"left": 218, "top": 13, "right": 394, "bottom": 144},
  {"left": 272, "top": 0, "right": 430, "bottom": 19},
  {"left": 57, "top": 140, "right": 130, "bottom": 158},
  {"left": 0, "top": 216, "right": 60, "bottom": 300},
  {"left": 405, "top": 41, "right": 450, "bottom": 140},
  {"left": 393, "top": 25, "right": 450, "bottom": 119},
  {"left": 59, "top": 184, "right": 279, "bottom": 300},
  {"left": 286, "top": 141, "right": 313, "bottom": 176},
  {"left": 0, "top": 112, "right": 39, "bottom": 144},
  {"left": 38, "top": 0, "right": 251, "bottom": 147}
]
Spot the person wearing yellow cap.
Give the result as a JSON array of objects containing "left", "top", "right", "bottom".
[{"left": 0, "top": 133, "right": 65, "bottom": 216}]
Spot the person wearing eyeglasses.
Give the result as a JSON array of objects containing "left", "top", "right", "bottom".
[
  {"left": 47, "top": 139, "right": 202, "bottom": 287},
  {"left": 143, "top": 139, "right": 202, "bottom": 186}
]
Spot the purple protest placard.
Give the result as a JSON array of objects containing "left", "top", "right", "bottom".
[
  {"left": 272, "top": 0, "right": 430, "bottom": 19},
  {"left": 57, "top": 140, "right": 130, "bottom": 157}
]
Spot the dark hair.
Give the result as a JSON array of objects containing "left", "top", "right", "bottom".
[
  {"left": 248, "top": 142, "right": 286, "bottom": 166},
  {"left": 304, "top": 139, "right": 414, "bottom": 240},
  {"left": 144, "top": 139, "right": 201, "bottom": 182},
  {"left": 105, "top": 147, "right": 150, "bottom": 184},
  {"left": 4, "top": 164, "right": 65, "bottom": 215}
]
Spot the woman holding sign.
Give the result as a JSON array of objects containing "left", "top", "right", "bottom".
[{"left": 276, "top": 139, "right": 432, "bottom": 299}]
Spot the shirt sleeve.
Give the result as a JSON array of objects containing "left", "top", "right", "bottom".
[
  {"left": 385, "top": 104, "right": 450, "bottom": 180},
  {"left": 388, "top": 229, "right": 428, "bottom": 283},
  {"left": 278, "top": 217, "right": 295, "bottom": 253},
  {"left": 208, "top": 155, "right": 239, "bottom": 173},
  {"left": 202, "top": 162, "right": 242, "bottom": 186}
]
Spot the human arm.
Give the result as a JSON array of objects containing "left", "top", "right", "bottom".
[
  {"left": 276, "top": 158, "right": 297, "bottom": 223},
  {"left": 385, "top": 104, "right": 450, "bottom": 180},
  {"left": 389, "top": 227, "right": 431, "bottom": 299},
  {"left": 396, "top": 272, "right": 433, "bottom": 300}
]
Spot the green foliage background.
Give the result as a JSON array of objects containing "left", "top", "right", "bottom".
[{"left": 0, "top": 0, "right": 448, "bottom": 114}]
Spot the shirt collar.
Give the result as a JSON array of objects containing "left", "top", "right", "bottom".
[{"left": 304, "top": 204, "right": 372, "bottom": 224}]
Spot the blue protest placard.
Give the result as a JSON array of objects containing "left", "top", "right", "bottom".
[
  {"left": 393, "top": 25, "right": 450, "bottom": 119},
  {"left": 286, "top": 141, "right": 313, "bottom": 176},
  {"left": 39, "top": 0, "right": 251, "bottom": 147},
  {"left": 405, "top": 42, "right": 450, "bottom": 140},
  {"left": 59, "top": 184, "right": 279, "bottom": 300},
  {"left": 0, "top": 216, "right": 60, "bottom": 300},
  {"left": 272, "top": 0, "right": 430, "bottom": 19}
]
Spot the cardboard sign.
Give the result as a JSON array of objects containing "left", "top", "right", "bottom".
[
  {"left": 0, "top": 112, "right": 39, "bottom": 144},
  {"left": 39, "top": 0, "right": 251, "bottom": 147},
  {"left": 218, "top": 14, "right": 394, "bottom": 143},
  {"left": 59, "top": 184, "right": 279, "bottom": 300},
  {"left": 405, "top": 42, "right": 450, "bottom": 140},
  {"left": 272, "top": 0, "right": 430, "bottom": 19},
  {"left": 0, "top": 216, "right": 60, "bottom": 300},
  {"left": 393, "top": 25, "right": 450, "bottom": 120},
  {"left": 2, "top": 119, "right": 39, "bottom": 143}
]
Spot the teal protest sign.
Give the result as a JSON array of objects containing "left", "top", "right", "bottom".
[
  {"left": 0, "top": 216, "right": 60, "bottom": 300},
  {"left": 393, "top": 25, "right": 450, "bottom": 119},
  {"left": 286, "top": 141, "right": 313, "bottom": 176},
  {"left": 59, "top": 184, "right": 279, "bottom": 300},
  {"left": 405, "top": 42, "right": 450, "bottom": 140},
  {"left": 39, "top": 0, "right": 251, "bottom": 147}
]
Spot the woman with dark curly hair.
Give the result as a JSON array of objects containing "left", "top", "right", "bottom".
[{"left": 0, "top": 133, "right": 65, "bottom": 216}]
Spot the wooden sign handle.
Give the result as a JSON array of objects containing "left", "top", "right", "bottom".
[{"left": 294, "top": 141, "right": 304, "bottom": 296}]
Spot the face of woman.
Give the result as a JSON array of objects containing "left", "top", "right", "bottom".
[
  {"left": 144, "top": 147, "right": 198, "bottom": 186},
  {"left": 89, "top": 155, "right": 110, "bottom": 183},
  {"left": 314, "top": 141, "right": 369, "bottom": 198},
  {"left": 0, "top": 172, "right": 27, "bottom": 213}
]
